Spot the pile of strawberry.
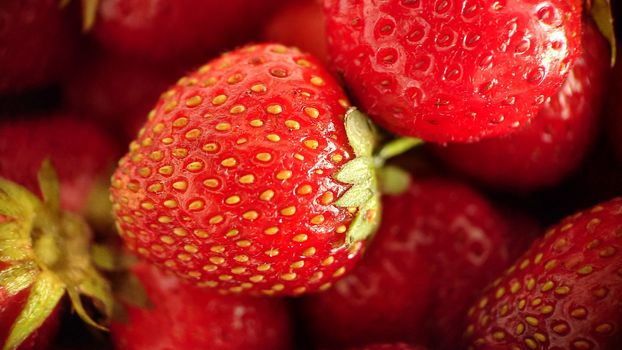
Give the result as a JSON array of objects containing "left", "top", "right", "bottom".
[{"left": 1, "top": 0, "right": 622, "bottom": 349}]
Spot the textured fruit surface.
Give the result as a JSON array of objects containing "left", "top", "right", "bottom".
[
  {"left": 433, "top": 20, "right": 609, "bottom": 191},
  {"left": 465, "top": 198, "right": 622, "bottom": 349},
  {"left": 0, "top": 0, "right": 78, "bottom": 93},
  {"left": 111, "top": 262, "right": 292, "bottom": 350},
  {"left": 323, "top": 0, "right": 582, "bottom": 143},
  {"left": 64, "top": 54, "right": 181, "bottom": 140},
  {"left": 263, "top": 0, "right": 329, "bottom": 63},
  {"left": 110, "top": 44, "right": 370, "bottom": 296},
  {"left": 302, "top": 178, "right": 511, "bottom": 349},
  {"left": 0, "top": 116, "right": 119, "bottom": 213},
  {"left": 92, "top": 0, "right": 286, "bottom": 62}
]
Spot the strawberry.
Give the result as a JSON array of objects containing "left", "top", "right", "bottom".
[
  {"left": 110, "top": 262, "right": 292, "bottom": 350},
  {"left": 0, "top": 0, "right": 79, "bottom": 94},
  {"left": 464, "top": 197, "right": 622, "bottom": 350},
  {"left": 0, "top": 115, "right": 120, "bottom": 214},
  {"left": 1, "top": 163, "right": 114, "bottom": 350},
  {"left": 349, "top": 344, "right": 429, "bottom": 350},
  {"left": 263, "top": 0, "right": 329, "bottom": 63},
  {"left": 110, "top": 43, "right": 382, "bottom": 296},
  {"left": 91, "top": 0, "right": 287, "bottom": 63},
  {"left": 63, "top": 53, "right": 181, "bottom": 141},
  {"left": 301, "top": 178, "right": 511, "bottom": 349},
  {"left": 432, "top": 20, "right": 609, "bottom": 191},
  {"left": 323, "top": 0, "right": 583, "bottom": 143}
]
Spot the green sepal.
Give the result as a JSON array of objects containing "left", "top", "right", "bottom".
[
  {"left": 0, "top": 179, "right": 39, "bottom": 242},
  {"left": 0, "top": 261, "right": 39, "bottom": 296},
  {"left": 114, "top": 271, "right": 152, "bottom": 309},
  {"left": 334, "top": 108, "right": 382, "bottom": 245},
  {"left": 378, "top": 165, "right": 412, "bottom": 195},
  {"left": 0, "top": 237, "right": 32, "bottom": 263},
  {"left": 3, "top": 271, "right": 65, "bottom": 350},
  {"left": 590, "top": 0, "right": 616, "bottom": 66},
  {"left": 37, "top": 160, "right": 61, "bottom": 215}
]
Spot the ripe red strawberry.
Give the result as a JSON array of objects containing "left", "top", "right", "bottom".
[
  {"left": 433, "top": 20, "right": 609, "bottom": 191},
  {"left": 263, "top": 0, "right": 329, "bottom": 63},
  {"left": 0, "top": 115, "right": 120, "bottom": 213},
  {"left": 349, "top": 344, "right": 429, "bottom": 350},
  {"left": 91, "top": 0, "right": 287, "bottom": 63},
  {"left": 110, "top": 43, "right": 381, "bottom": 296},
  {"left": 0, "top": 0, "right": 79, "bottom": 94},
  {"left": 301, "top": 178, "right": 511, "bottom": 349},
  {"left": 63, "top": 53, "right": 181, "bottom": 141},
  {"left": 465, "top": 197, "right": 622, "bottom": 349},
  {"left": 323, "top": 0, "right": 582, "bottom": 143},
  {"left": 111, "top": 262, "right": 292, "bottom": 350}
]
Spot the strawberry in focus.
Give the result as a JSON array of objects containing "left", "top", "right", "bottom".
[
  {"left": 433, "top": 20, "right": 609, "bottom": 191},
  {"left": 323, "top": 0, "right": 582, "bottom": 143},
  {"left": 301, "top": 178, "right": 512, "bottom": 349},
  {"left": 110, "top": 44, "right": 381, "bottom": 296},
  {"left": 111, "top": 262, "right": 292, "bottom": 350},
  {"left": 0, "top": 0, "right": 79, "bottom": 94},
  {"left": 0, "top": 115, "right": 120, "bottom": 214},
  {"left": 465, "top": 197, "right": 622, "bottom": 349}
]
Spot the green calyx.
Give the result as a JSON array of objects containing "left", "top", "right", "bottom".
[
  {"left": 589, "top": 0, "right": 616, "bottom": 66},
  {"left": 0, "top": 160, "right": 113, "bottom": 350}
]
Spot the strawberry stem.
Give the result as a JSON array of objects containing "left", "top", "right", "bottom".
[{"left": 375, "top": 137, "right": 423, "bottom": 167}]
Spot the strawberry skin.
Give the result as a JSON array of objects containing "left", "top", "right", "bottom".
[
  {"left": 110, "top": 44, "right": 372, "bottom": 296},
  {"left": 0, "top": 0, "right": 78, "bottom": 94},
  {"left": 323, "top": 0, "right": 582, "bottom": 143},
  {"left": 0, "top": 115, "right": 119, "bottom": 213},
  {"left": 111, "top": 262, "right": 292, "bottom": 350},
  {"left": 465, "top": 198, "right": 622, "bottom": 349},
  {"left": 302, "top": 178, "right": 511, "bottom": 349},
  {"left": 433, "top": 20, "right": 609, "bottom": 191}
]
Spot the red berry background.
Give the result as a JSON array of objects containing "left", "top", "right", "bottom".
[{"left": 0, "top": 1, "right": 621, "bottom": 350}]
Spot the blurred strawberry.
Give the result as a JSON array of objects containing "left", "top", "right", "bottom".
[
  {"left": 111, "top": 262, "right": 292, "bottom": 350},
  {"left": 0, "top": 115, "right": 120, "bottom": 214},
  {"left": 91, "top": 0, "right": 287, "bottom": 63},
  {"left": 263, "top": 0, "right": 328, "bottom": 63},
  {"left": 349, "top": 344, "right": 429, "bottom": 350},
  {"left": 432, "top": 20, "right": 609, "bottom": 191},
  {"left": 0, "top": 0, "right": 79, "bottom": 94},
  {"left": 63, "top": 53, "right": 181, "bottom": 140},
  {"left": 301, "top": 178, "right": 512, "bottom": 349}
]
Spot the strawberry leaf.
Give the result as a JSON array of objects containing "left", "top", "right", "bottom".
[
  {"left": 590, "top": 0, "right": 616, "bottom": 66},
  {"left": 3, "top": 271, "right": 65, "bottom": 350},
  {"left": 334, "top": 157, "right": 372, "bottom": 184},
  {"left": 37, "top": 159, "right": 61, "bottom": 215},
  {"left": 343, "top": 108, "right": 376, "bottom": 157},
  {"left": 334, "top": 185, "right": 373, "bottom": 208}
]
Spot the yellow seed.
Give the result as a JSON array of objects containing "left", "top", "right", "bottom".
[
  {"left": 219, "top": 275, "right": 233, "bottom": 281},
  {"left": 249, "top": 119, "right": 263, "bottom": 127},
  {"left": 177, "top": 253, "right": 191, "bottom": 261},
  {"left": 336, "top": 225, "right": 347, "bottom": 233},
  {"left": 242, "top": 211, "right": 259, "bottom": 220},
  {"left": 333, "top": 266, "right": 346, "bottom": 277},
  {"left": 281, "top": 273, "right": 297, "bottom": 281},
  {"left": 212, "top": 94, "right": 228, "bottom": 105},
  {"left": 250, "top": 275, "right": 264, "bottom": 283},
  {"left": 158, "top": 165, "right": 173, "bottom": 175},
  {"left": 266, "top": 134, "right": 280, "bottom": 142},
  {"left": 304, "top": 107, "right": 319, "bottom": 118},
  {"left": 186, "top": 161, "right": 203, "bottom": 171},
  {"left": 227, "top": 73, "right": 244, "bottom": 84},
  {"left": 152, "top": 123, "right": 165, "bottom": 133},
  {"left": 264, "top": 227, "right": 279, "bottom": 235},
  {"left": 236, "top": 240, "right": 251, "bottom": 248},
  {"left": 266, "top": 104, "right": 283, "bottom": 114},
  {"left": 185, "top": 95, "right": 203, "bottom": 107},
  {"left": 210, "top": 257, "right": 225, "bottom": 265},
  {"left": 215, "top": 122, "right": 231, "bottom": 131},
  {"left": 236, "top": 138, "right": 247, "bottom": 144},
  {"left": 578, "top": 265, "right": 593, "bottom": 275},
  {"left": 256, "top": 152, "right": 272, "bottom": 162},
  {"left": 304, "top": 140, "right": 319, "bottom": 149},
  {"left": 310, "top": 215, "right": 325, "bottom": 225},
  {"left": 173, "top": 228, "right": 188, "bottom": 236},
  {"left": 250, "top": 83, "right": 267, "bottom": 93},
  {"left": 158, "top": 216, "right": 172, "bottom": 223},
  {"left": 211, "top": 245, "right": 225, "bottom": 253},
  {"left": 272, "top": 283, "right": 285, "bottom": 291},
  {"left": 294, "top": 153, "right": 304, "bottom": 160},
  {"left": 541, "top": 281, "right": 554, "bottom": 292},
  {"left": 495, "top": 287, "right": 506, "bottom": 299},
  {"left": 185, "top": 129, "right": 201, "bottom": 140},
  {"left": 149, "top": 151, "right": 164, "bottom": 161},
  {"left": 163, "top": 100, "right": 177, "bottom": 112},
  {"left": 331, "top": 154, "right": 344, "bottom": 163},
  {"left": 161, "top": 137, "right": 174, "bottom": 145},
  {"left": 515, "top": 323, "right": 525, "bottom": 335},
  {"left": 276, "top": 170, "right": 292, "bottom": 180},
  {"left": 319, "top": 282, "right": 332, "bottom": 291},
  {"left": 540, "top": 305, "right": 553, "bottom": 314},
  {"left": 160, "top": 236, "right": 174, "bottom": 244},
  {"left": 526, "top": 278, "right": 535, "bottom": 290},
  {"left": 293, "top": 234, "right": 308, "bottom": 242},
  {"left": 221, "top": 157, "right": 237, "bottom": 167},
  {"left": 184, "top": 245, "right": 198, "bottom": 253},
  {"left": 310, "top": 76, "right": 325, "bottom": 86},
  {"left": 239, "top": 174, "right": 255, "bottom": 184},
  {"left": 297, "top": 184, "right": 312, "bottom": 195},
  {"left": 225, "top": 195, "right": 241, "bottom": 205},
  {"left": 234, "top": 255, "right": 249, "bottom": 263},
  {"left": 285, "top": 120, "right": 300, "bottom": 130},
  {"left": 265, "top": 248, "right": 279, "bottom": 257},
  {"left": 524, "top": 338, "right": 537, "bottom": 350},
  {"left": 230, "top": 105, "right": 246, "bottom": 114},
  {"left": 173, "top": 117, "right": 189, "bottom": 128},
  {"left": 596, "top": 323, "right": 613, "bottom": 334},
  {"left": 209, "top": 215, "right": 224, "bottom": 224},
  {"left": 188, "top": 200, "right": 205, "bottom": 211},
  {"left": 194, "top": 230, "right": 209, "bottom": 238},
  {"left": 173, "top": 148, "right": 188, "bottom": 158},
  {"left": 492, "top": 331, "right": 505, "bottom": 340},
  {"left": 163, "top": 199, "right": 178, "bottom": 208},
  {"left": 303, "top": 247, "right": 316, "bottom": 257},
  {"left": 281, "top": 206, "right": 296, "bottom": 216},
  {"left": 260, "top": 190, "right": 275, "bottom": 201},
  {"left": 138, "top": 167, "right": 152, "bottom": 177},
  {"left": 291, "top": 261, "right": 304, "bottom": 269},
  {"left": 533, "top": 333, "right": 546, "bottom": 342},
  {"left": 231, "top": 267, "right": 247, "bottom": 274},
  {"left": 203, "top": 178, "right": 219, "bottom": 188},
  {"left": 202, "top": 143, "right": 218, "bottom": 153},
  {"left": 257, "top": 264, "right": 271, "bottom": 272},
  {"left": 320, "top": 192, "right": 334, "bottom": 205},
  {"left": 296, "top": 59, "right": 311, "bottom": 67},
  {"left": 525, "top": 316, "right": 539, "bottom": 326}
]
